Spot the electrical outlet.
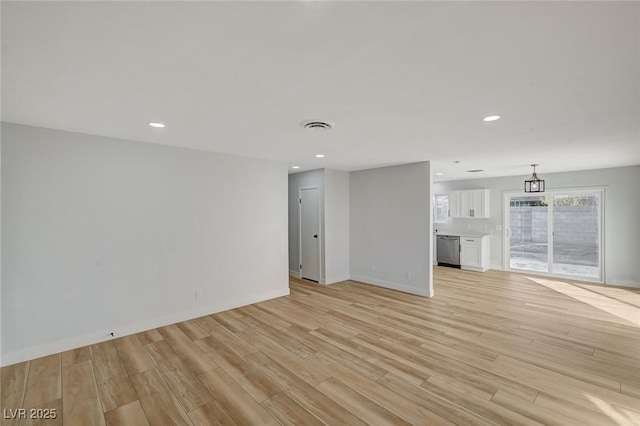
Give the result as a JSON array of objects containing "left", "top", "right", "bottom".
[
  {"left": 370, "top": 264, "right": 375, "bottom": 272},
  {"left": 405, "top": 271, "right": 411, "bottom": 279},
  {"left": 195, "top": 290, "right": 201, "bottom": 300}
]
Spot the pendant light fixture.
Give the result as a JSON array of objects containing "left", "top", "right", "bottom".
[{"left": 524, "top": 164, "right": 545, "bottom": 193}]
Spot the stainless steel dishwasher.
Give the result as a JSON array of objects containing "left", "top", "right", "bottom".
[{"left": 436, "top": 235, "right": 460, "bottom": 268}]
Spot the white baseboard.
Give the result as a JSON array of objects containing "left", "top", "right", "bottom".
[
  {"left": 490, "top": 264, "right": 505, "bottom": 271},
  {"left": 324, "top": 274, "right": 351, "bottom": 285},
  {"left": 350, "top": 274, "right": 431, "bottom": 297},
  {"left": 462, "top": 265, "right": 489, "bottom": 272},
  {"left": 288, "top": 270, "right": 300, "bottom": 278},
  {"left": 1, "top": 287, "right": 290, "bottom": 367},
  {"left": 607, "top": 279, "right": 640, "bottom": 288}
]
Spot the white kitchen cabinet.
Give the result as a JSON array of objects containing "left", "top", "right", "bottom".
[
  {"left": 450, "top": 189, "right": 490, "bottom": 218},
  {"left": 449, "top": 191, "right": 461, "bottom": 218},
  {"left": 460, "top": 236, "right": 490, "bottom": 272}
]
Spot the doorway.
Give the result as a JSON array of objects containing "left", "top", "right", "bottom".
[
  {"left": 299, "top": 187, "right": 321, "bottom": 282},
  {"left": 505, "top": 189, "right": 603, "bottom": 281}
]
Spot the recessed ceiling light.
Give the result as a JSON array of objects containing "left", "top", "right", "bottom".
[
  {"left": 315, "top": 154, "right": 325, "bottom": 158},
  {"left": 436, "top": 172, "right": 444, "bottom": 176},
  {"left": 148, "top": 122, "right": 166, "bottom": 128},
  {"left": 303, "top": 121, "right": 333, "bottom": 131},
  {"left": 483, "top": 115, "right": 500, "bottom": 122},
  {"left": 292, "top": 166, "right": 300, "bottom": 169}
]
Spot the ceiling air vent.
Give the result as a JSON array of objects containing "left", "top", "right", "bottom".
[
  {"left": 303, "top": 121, "right": 333, "bottom": 131},
  {"left": 467, "top": 169, "right": 484, "bottom": 173}
]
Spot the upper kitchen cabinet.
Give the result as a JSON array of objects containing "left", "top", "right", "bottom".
[{"left": 450, "top": 189, "right": 490, "bottom": 218}]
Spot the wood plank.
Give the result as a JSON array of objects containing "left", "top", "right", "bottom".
[
  {"left": 236, "top": 315, "right": 314, "bottom": 359},
  {"left": 130, "top": 369, "right": 191, "bottom": 426},
  {"left": 491, "top": 389, "right": 585, "bottom": 426},
  {"left": 194, "top": 335, "right": 252, "bottom": 377},
  {"left": 136, "top": 329, "right": 164, "bottom": 346},
  {"left": 158, "top": 360, "right": 213, "bottom": 412},
  {"left": 238, "top": 329, "right": 329, "bottom": 387},
  {"left": 244, "top": 351, "right": 367, "bottom": 425},
  {"left": 158, "top": 325, "right": 218, "bottom": 375},
  {"left": 194, "top": 333, "right": 281, "bottom": 405},
  {"left": 90, "top": 342, "right": 127, "bottom": 385},
  {"left": 377, "top": 373, "right": 495, "bottom": 426},
  {"left": 610, "top": 403, "right": 640, "bottom": 426},
  {"left": 423, "top": 375, "right": 542, "bottom": 425},
  {"left": 534, "top": 392, "right": 617, "bottom": 426},
  {"left": 197, "top": 368, "right": 278, "bottom": 425},
  {"left": 209, "top": 312, "right": 248, "bottom": 334},
  {"left": 316, "top": 377, "right": 412, "bottom": 425},
  {"left": 310, "top": 327, "right": 426, "bottom": 385},
  {"left": 490, "top": 355, "right": 639, "bottom": 413},
  {"left": 176, "top": 319, "right": 210, "bottom": 341},
  {"left": 144, "top": 340, "right": 181, "bottom": 371},
  {"left": 621, "top": 382, "right": 640, "bottom": 399},
  {"left": 97, "top": 376, "right": 138, "bottom": 413},
  {"left": 261, "top": 392, "right": 323, "bottom": 426},
  {"left": 188, "top": 400, "right": 236, "bottom": 426},
  {"left": 61, "top": 347, "right": 92, "bottom": 367},
  {"left": 17, "top": 398, "right": 61, "bottom": 426},
  {"left": 255, "top": 299, "right": 322, "bottom": 330},
  {"left": 305, "top": 352, "right": 455, "bottom": 425},
  {"left": 114, "top": 336, "right": 155, "bottom": 376},
  {"left": 104, "top": 400, "right": 149, "bottom": 426},
  {"left": 0, "top": 361, "right": 30, "bottom": 426},
  {"left": 62, "top": 360, "right": 105, "bottom": 426},
  {"left": 237, "top": 304, "right": 292, "bottom": 332},
  {"left": 285, "top": 324, "right": 387, "bottom": 381},
  {"left": 202, "top": 319, "right": 259, "bottom": 358},
  {"left": 22, "top": 355, "right": 61, "bottom": 408}
]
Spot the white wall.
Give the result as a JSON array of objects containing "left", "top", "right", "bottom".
[
  {"left": 350, "top": 162, "right": 433, "bottom": 297},
  {"left": 1, "top": 123, "right": 289, "bottom": 365},
  {"left": 434, "top": 165, "right": 640, "bottom": 287},
  {"left": 0, "top": 124, "right": 3, "bottom": 367},
  {"left": 324, "top": 169, "right": 350, "bottom": 284},
  {"left": 288, "top": 169, "right": 324, "bottom": 279}
]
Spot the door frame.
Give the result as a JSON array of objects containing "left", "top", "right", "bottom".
[
  {"left": 298, "top": 186, "right": 322, "bottom": 282},
  {"left": 503, "top": 187, "right": 605, "bottom": 283}
]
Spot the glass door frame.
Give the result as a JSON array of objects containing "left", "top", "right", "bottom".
[{"left": 503, "top": 187, "right": 605, "bottom": 283}]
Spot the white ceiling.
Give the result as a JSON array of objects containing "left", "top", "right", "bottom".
[{"left": 2, "top": 1, "right": 639, "bottom": 181}]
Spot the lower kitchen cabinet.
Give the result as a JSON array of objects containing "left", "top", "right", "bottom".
[{"left": 460, "top": 236, "right": 490, "bottom": 272}]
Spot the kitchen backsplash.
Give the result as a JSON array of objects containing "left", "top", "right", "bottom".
[{"left": 434, "top": 218, "right": 494, "bottom": 236}]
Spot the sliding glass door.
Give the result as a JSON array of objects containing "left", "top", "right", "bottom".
[
  {"left": 505, "top": 189, "right": 602, "bottom": 281},
  {"left": 551, "top": 192, "right": 601, "bottom": 279},
  {"left": 508, "top": 195, "right": 549, "bottom": 273}
]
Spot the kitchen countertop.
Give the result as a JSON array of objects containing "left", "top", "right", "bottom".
[{"left": 434, "top": 231, "right": 492, "bottom": 238}]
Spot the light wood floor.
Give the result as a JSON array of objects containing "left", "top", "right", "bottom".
[{"left": 2, "top": 267, "right": 640, "bottom": 425}]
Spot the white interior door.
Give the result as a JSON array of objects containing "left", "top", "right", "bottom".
[{"left": 300, "top": 187, "right": 320, "bottom": 282}]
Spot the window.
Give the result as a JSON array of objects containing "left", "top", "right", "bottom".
[{"left": 433, "top": 194, "right": 450, "bottom": 223}]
